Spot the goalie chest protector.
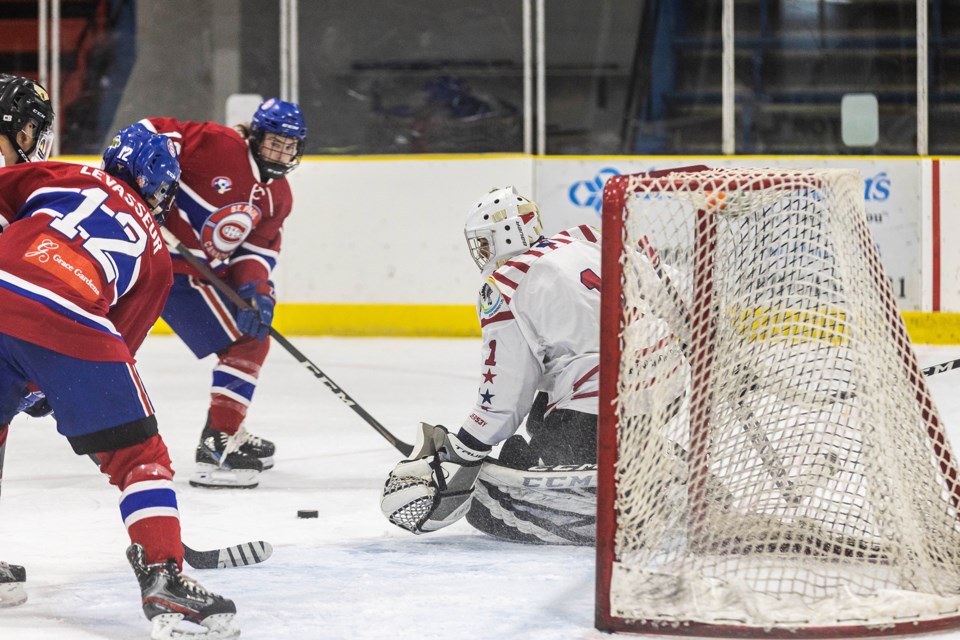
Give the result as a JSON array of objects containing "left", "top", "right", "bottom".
[{"left": 487, "top": 225, "right": 601, "bottom": 305}]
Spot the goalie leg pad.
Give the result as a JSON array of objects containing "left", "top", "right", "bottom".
[
  {"left": 0, "top": 562, "right": 26, "bottom": 608},
  {"left": 0, "top": 582, "right": 26, "bottom": 608},
  {"left": 466, "top": 459, "right": 597, "bottom": 546}
]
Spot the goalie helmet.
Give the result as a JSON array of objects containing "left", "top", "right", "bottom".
[
  {"left": 464, "top": 186, "right": 543, "bottom": 272},
  {"left": 101, "top": 123, "right": 181, "bottom": 223},
  {"left": 248, "top": 98, "right": 307, "bottom": 181},
  {"left": 0, "top": 74, "right": 54, "bottom": 163}
]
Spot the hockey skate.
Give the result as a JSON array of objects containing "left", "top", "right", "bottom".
[
  {"left": 127, "top": 543, "right": 239, "bottom": 640},
  {"left": 233, "top": 424, "right": 275, "bottom": 470},
  {"left": 191, "top": 425, "right": 262, "bottom": 489},
  {"left": 0, "top": 561, "right": 26, "bottom": 607}
]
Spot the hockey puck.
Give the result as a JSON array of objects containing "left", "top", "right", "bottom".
[{"left": 297, "top": 509, "right": 319, "bottom": 519}]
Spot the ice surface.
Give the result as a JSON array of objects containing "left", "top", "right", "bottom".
[
  {"left": 0, "top": 336, "right": 602, "bottom": 640},
  {"left": 1, "top": 337, "right": 959, "bottom": 639}
]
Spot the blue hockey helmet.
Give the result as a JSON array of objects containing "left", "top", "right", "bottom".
[
  {"left": 101, "top": 123, "right": 181, "bottom": 223},
  {"left": 248, "top": 98, "right": 307, "bottom": 181}
]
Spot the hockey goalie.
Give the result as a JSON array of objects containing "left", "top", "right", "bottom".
[{"left": 380, "top": 186, "right": 687, "bottom": 545}]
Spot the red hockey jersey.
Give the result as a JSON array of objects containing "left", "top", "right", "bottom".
[
  {"left": 140, "top": 117, "right": 293, "bottom": 287},
  {"left": 0, "top": 162, "right": 172, "bottom": 362}
]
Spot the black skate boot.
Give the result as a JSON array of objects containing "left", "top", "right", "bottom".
[
  {"left": 127, "top": 543, "right": 239, "bottom": 640},
  {"left": 234, "top": 424, "right": 275, "bottom": 470},
  {"left": 191, "top": 425, "right": 262, "bottom": 489},
  {"left": 0, "top": 561, "right": 26, "bottom": 607}
]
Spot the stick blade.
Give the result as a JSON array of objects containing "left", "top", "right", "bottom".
[{"left": 184, "top": 540, "right": 273, "bottom": 570}]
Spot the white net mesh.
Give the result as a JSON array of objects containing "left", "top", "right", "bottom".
[{"left": 602, "top": 167, "right": 960, "bottom": 636}]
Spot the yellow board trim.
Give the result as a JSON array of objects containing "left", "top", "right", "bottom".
[
  {"left": 902, "top": 312, "right": 960, "bottom": 345},
  {"left": 152, "top": 303, "right": 482, "bottom": 338},
  {"left": 148, "top": 304, "right": 960, "bottom": 344}
]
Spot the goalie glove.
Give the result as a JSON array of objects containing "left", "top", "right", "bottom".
[{"left": 380, "top": 423, "right": 488, "bottom": 534}]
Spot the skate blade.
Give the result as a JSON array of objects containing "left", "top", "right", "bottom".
[
  {"left": 259, "top": 455, "right": 274, "bottom": 470},
  {"left": 190, "top": 464, "right": 259, "bottom": 489},
  {"left": 150, "top": 612, "right": 240, "bottom": 640},
  {"left": 0, "top": 582, "right": 26, "bottom": 607}
]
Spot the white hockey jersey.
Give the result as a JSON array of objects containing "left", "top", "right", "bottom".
[{"left": 460, "top": 225, "right": 601, "bottom": 446}]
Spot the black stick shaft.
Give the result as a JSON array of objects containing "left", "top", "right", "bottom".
[
  {"left": 922, "top": 357, "right": 960, "bottom": 378},
  {"left": 160, "top": 228, "right": 413, "bottom": 456}
]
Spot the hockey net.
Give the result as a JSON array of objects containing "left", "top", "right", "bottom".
[{"left": 596, "top": 166, "right": 960, "bottom": 637}]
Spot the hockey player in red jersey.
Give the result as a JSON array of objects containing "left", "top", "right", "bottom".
[
  {"left": 0, "top": 124, "right": 240, "bottom": 638},
  {"left": 0, "top": 73, "right": 54, "bottom": 609},
  {"left": 0, "top": 74, "right": 54, "bottom": 168},
  {"left": 139, "top": 98, "right": 307, "bottom": 489},
  {"left": 381, "top": 186, "right": 605, "bottom": 545}
]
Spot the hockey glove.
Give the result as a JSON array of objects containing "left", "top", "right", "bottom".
[
  {"left": 235, "top": 280, "right": 276, "bottom": 341},
  {"left": 380, "top": 423, "right": 488, "bottom": 534},
  {"left": 17, "top": 390, "right": 52, "bottom": 418}
]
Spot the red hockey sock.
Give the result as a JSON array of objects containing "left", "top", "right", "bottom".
[
  {"left": 209, "top": 335, "right": 269, "bottom": 434},
  {"left": 99, "top": 435, "right": 183, "bottom": 568}
]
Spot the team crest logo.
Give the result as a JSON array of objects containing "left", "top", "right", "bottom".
[
  {"left": 211, "top": 176, "right": 233, "bottom": 194},
  {"left": 479, "top": 277, "right": 502, "bottom": 318},
  {"left": 200, "top": 202, "right": 262, "bottom": 260}
]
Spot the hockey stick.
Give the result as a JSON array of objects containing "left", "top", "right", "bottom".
[
  {"left": 158, "top": 227, "right": 414, "bottom": 457},
  {"left": 76, "top": 453, "right": 272, "bottom": 570},
  {"left": 636, "top": 235, "right": 797, "bottom": 500},
  {"left": 183, "top": 540, "right": 273, "bottom": 570},
  {"left": 921, "top": 357, "right": 960, "bottom": 378}
]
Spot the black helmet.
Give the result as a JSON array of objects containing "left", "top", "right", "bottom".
[{"left": 0, "top": 74, "right": 54, "bottom": 163}]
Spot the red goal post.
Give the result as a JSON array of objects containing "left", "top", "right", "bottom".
[{"left": 596, "top": 166, "right": 960, "bottom": 637}]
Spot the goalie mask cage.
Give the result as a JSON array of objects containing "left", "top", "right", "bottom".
[{"left": 596, "top": 166, "right": 960, "bottom": 638}]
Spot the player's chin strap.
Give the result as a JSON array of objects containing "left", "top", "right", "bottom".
[{"left": 158, "top": 226, "right": 413, "bottom": 456}]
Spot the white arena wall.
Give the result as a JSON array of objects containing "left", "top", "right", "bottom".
[{"left": 62, "top": 154, "right": 960, "bottom": 341}]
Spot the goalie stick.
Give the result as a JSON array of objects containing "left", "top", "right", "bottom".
[
  {"left": 635, "top": 229, "right": 902, "bottom": 562},
  {"left": 183, "top": 540, "right": 273, "bottom": 570},
  {"left": 159, "top": 227, "right": 414, "bottom": 457},
  {"left": 636, "top": 233, "right": 797, "bottom": 500}
]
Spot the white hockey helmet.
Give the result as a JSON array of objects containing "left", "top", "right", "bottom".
[{"left": 464, "top": 186, "right": 543, "bottom": 271}]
